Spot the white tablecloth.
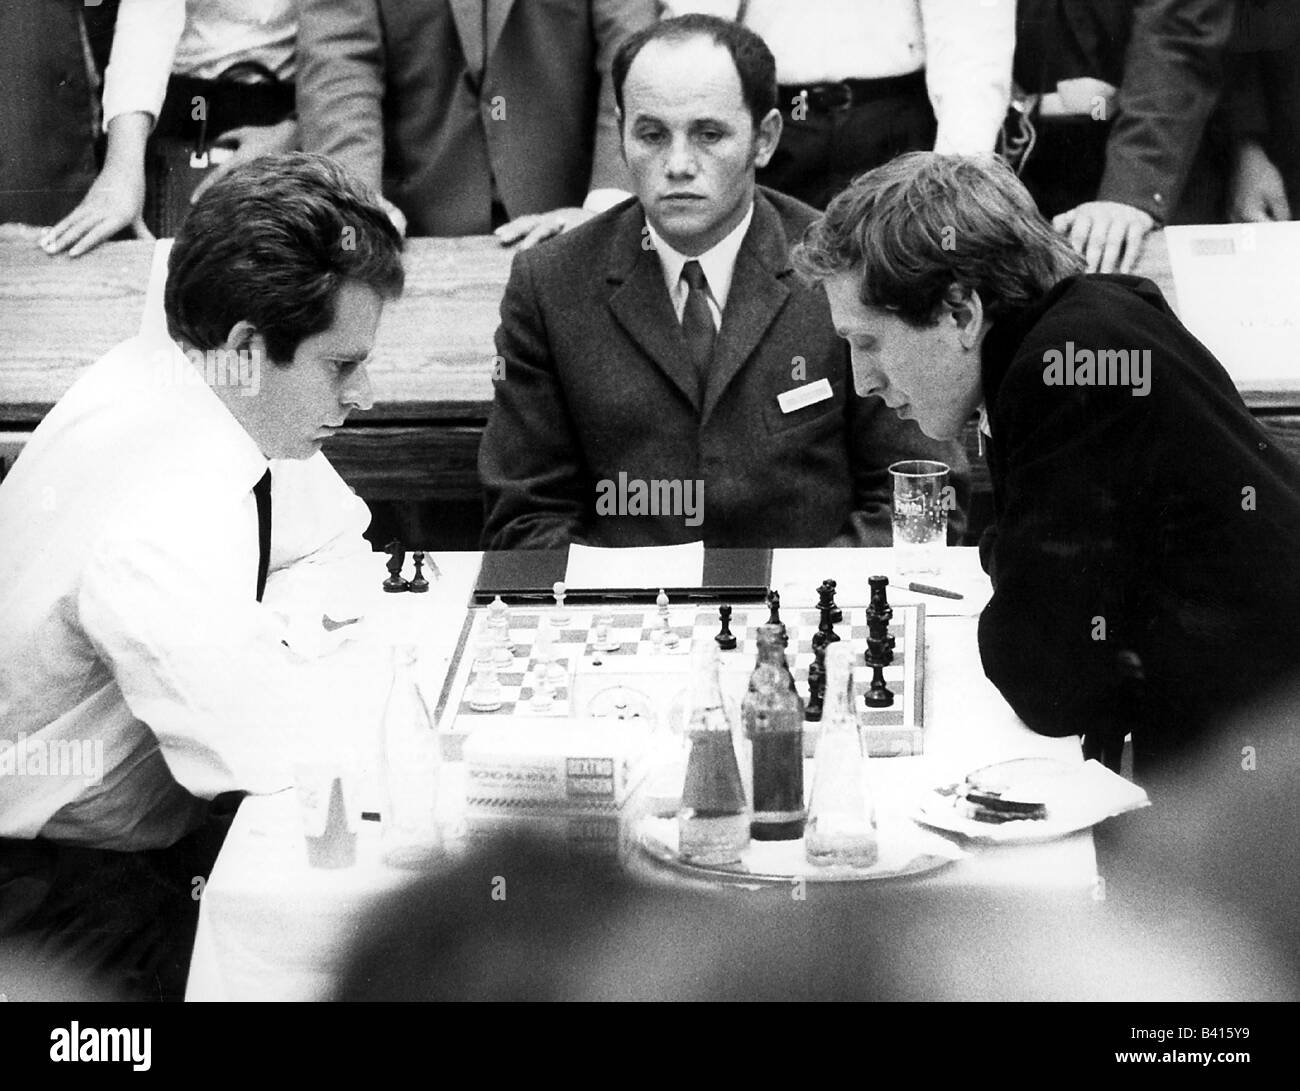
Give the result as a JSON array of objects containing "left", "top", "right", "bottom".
[{"left": 186, "top": 548, "right": 1096, "bottom": 1001}]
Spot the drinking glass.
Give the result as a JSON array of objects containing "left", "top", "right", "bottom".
[{"left": 889, "top": 459, "right": 950, "bottom": 576}]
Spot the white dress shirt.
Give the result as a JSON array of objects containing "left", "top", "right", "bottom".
[
  {"left": 664, "top": 0, "right": 1016, "bottom": 156},
  {"left": 102, "top": 0, "right": 297, "bottom": 128},
  {"left": 0, "top": 334, "right": 375, "bottom": 850},
  {"left": 646, "top": 202, "right": 755, "bottom": 329}
]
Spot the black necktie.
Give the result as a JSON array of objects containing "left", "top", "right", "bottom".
[
  {"left": 680, "top": 260, "right": 717, "bottom": 395},
  {"left": 253, "top": 469, "right": 271, "bottom": 602}
]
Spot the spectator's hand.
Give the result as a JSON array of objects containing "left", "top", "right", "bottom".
[
  {"left": 495, "top": 207, "right": 595, "bottom": 249},
  {"left": 190, "top": 119, "right": 299, "bottom": 204},
  {"left": 1053, "top": 201, "right": 1155, "bottom": 274},
  {"left": 40, "top": 160, "right": 152, "bottom": 258},
  {"left": 1228, "top": 141, "right": 1292, "bottom": 223},
  {"left": 379, "top": 196, "right": 407, "bottom": 236}
]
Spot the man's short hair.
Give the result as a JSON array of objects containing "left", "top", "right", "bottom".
[
  {"left": 793, "top": 153, "right": 1085, "bottom": 326},
  {"left": 165, "top": 152, "right": 404, "bottom": 364},
  {"left": 612, "top": 14, "right": 777, "bottom": 128}
]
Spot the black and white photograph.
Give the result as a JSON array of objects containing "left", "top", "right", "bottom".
[{"left": 1, "top": 0, "right": 1297, "bottom": 1059}]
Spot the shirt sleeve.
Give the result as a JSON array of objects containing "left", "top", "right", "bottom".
[
  {"left": 76, "top": 465, "right": 379, "bottom": 800},
  {"left": 920, "top": 0, "right": 1016, "bottom": 155},
  {"left": 100, "top": 0, "right": 186, "bottom": 129},
  {"left": 260, "top": 453, "right": 376, "bottom": 655}
]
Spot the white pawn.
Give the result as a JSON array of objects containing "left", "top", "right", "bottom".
[
  {"left": 529, "top": 668, "right": 557, "bottom": 712},
  {"left": 656, "top": 588, "right": 670, "bottom": 619},
  {"left": 593, "top": 610, "right": 620, "bottom": 653},
  {"left": 551, "top": 581, "right": 570, "bottom": 627},
  {"left": 468, "top": 654, "right": 503, "bottom": 712},
  {"left": 660, "top": 611, "right": 680, "bottom": 651}
]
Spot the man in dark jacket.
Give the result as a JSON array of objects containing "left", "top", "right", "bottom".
[
  {"left": 1014, "top": 0, "right": 1237, "bottom": 273},
  {"left": 479, "top": 15, "right": 964, "bottom": 549},
  {"left": 797, "top": 151, "right": 1300, "bottom": 782}
]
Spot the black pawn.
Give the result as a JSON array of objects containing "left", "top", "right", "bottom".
[
  {"left": 409, "top": 551, "right": 429, "bottom": 593},
  {"left": 715, "top": 603, "right": 738, "bottom": 650},
  {"left": 383, "top": 539, "right": 408, "bottom": 593}
]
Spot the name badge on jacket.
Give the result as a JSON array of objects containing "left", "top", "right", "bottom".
[{"left": 777, "top": 378, "right": 833, "bottom": 414}]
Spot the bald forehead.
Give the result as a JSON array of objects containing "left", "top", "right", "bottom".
[{"left": 622, "top": 35, "right": 747, "bottom": 117}]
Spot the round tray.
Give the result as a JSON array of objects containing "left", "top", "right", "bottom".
[{"left": 635, "top": 815, "right": 959, "bottom": 884}]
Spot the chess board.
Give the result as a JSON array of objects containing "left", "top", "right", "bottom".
[{"left": 434, "top": 602, "right": 925, "bottom": 758}]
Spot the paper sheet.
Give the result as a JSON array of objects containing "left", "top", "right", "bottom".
[
  {"left": 565, "top": 541, "right": 704, "bottom": 589},
  {"left": 1165, "top": 222, "right": 1300, "bottom": 396}
]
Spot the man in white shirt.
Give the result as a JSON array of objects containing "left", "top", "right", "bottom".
[
  {"left": 41, "top": 0, "right": 300, "bottom": 256},
  {"left": 0, "top": 153, "right": 404, "bottom": 999},
  {"left": 479, "top": 14, "right": 965, "bottom": 549},
  {"left": 664, "top": 0, "right": 1016, "bottom": 209}
]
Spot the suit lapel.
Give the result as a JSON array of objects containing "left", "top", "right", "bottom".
[
  {"left": 606, "top": 206, "right": 703, "bottom": 412},
  {"left": 449, "top": 0, "right": 484, "bottom": 75},
  {"left": 485, "top": 0, "right": 516, "bottom": 64},
  {"left": 701, "top": 194, "right": 791, "bottom": 424}
]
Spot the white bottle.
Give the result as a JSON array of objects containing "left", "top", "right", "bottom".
[{"left": 379, "top": 643, "right": 442, "bottom": 868}]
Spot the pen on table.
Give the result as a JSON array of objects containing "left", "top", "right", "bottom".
[{"left": 906, "top": 581, "right": 963, "bottom": 600}]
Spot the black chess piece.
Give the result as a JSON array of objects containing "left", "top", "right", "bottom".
[
  {"left": 409, "top": 551, "right": 429, "bottom": 593},
  {"left": 817, "top": 598, "right": 840, "bottom": 645},
  {"left": 766, "top": 589, "right": 781, "bottom": 626},
  {"left": 805, "top": 631, "right": 828, "bottom": 722},
  {"left": 862, "top": 575, "right": 894, "bottom": 706},
  {"left": 765, "top": 589, "right": 788, "bottom": 646},
  {"left": 383, "top": 539, "right": 409, "bottom": 593},
  {"left": 819, "top": 579, "right": 843, "bottom": 624},
  {"left": 715, "top": 603, "right": 738, "bottom": 650}
]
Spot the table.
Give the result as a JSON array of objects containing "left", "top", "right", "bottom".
[
  {"left": 6, "top": 226, "right": 1300, "bottom": 549},
  {"left": 184, "top": 547, "right": 1098, "bottom": 1002}
]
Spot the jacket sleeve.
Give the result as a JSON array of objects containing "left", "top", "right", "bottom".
[
  {"left": 831, "top": 388, "right": 971, "bottom": 548},
  {"left": 587, "top": 0, "right": 659, "bottom": 194},
  {"left": 479, "top": 251, "right": 592, "bottom": 549},
  {"left": 296, "top": 0, "right": 386, "bottom": 193},
  {"left": 1097, "top": 0, "right": 1236, "bottom": 222}
]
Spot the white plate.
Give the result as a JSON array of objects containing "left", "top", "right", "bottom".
[{"left": 912, "top": 758, "right": 1150, "bottom": 844}]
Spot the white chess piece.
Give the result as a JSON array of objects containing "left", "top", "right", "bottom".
[
  {"left": 468, "top": 656, "right": 503, "bottom": 712},
  {"left": 551, "top": 581, "right": 570, "bottom": 627},
  {"left": 593, "top": 611, "right": 620, "bottom": 653},
  {"left": 656, "top": 588, "right": 670, "bottom": 619},
  {"left": 660, "top": 611, "right": 680, "bottom": 651}
]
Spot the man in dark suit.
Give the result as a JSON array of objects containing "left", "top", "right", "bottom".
[
  {"left": 797, "top": 152, "right": 1300, "bottom": 783},
  {"left": 296, "top": 0, "right": 657, "bottom": 242},
  {"left": 479, "top": 15, "right": 965, "bottom": 549},
  {"left": 1014, "top": 0, "right": 1237, "bottom": 273}
]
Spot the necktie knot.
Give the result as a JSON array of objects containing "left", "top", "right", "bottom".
[{"left": 681, "top": 259, "right": 708, "bottom": 293}]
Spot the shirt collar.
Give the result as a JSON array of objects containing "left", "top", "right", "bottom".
[
  {"left": 646, "top": 202, "right": 755, "bottom": 314},
  {"left": 144, "top": 333, "right": 271, "bottom": 492}
]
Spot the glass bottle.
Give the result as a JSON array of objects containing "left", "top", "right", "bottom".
[
  {"left": 805, "top": 643, "right": 878, "bottom": 867},
  {"left": 677, "top": 643, "right": 750, "bottom": 865},
  {"left": 742, "top": 624, "right": 806, "bottom": 840},
  {"left": 379, "top": 643, "right": 442, "bottom": 868}
]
